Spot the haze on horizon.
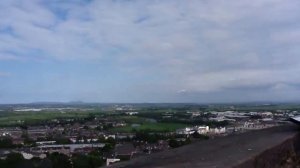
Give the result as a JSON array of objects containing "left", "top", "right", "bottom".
[{"left": 0, "top": 0, "right": 300, "bottom": 104}]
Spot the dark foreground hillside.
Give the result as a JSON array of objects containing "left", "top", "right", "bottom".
[{"left": 110, "top": 124, "right": 300, "bottom": 168}]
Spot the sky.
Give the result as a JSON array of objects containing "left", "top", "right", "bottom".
[{"left": 1, "top": 0, "right": 300, "bottom": 103}]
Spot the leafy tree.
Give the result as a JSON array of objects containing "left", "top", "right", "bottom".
[
  {"left": 0, "top": 138, "right": 13, "bottom": 148},
  {"left": 105, "top": 137, "right": 116, "bottom": 147},
  {"left": 97, "top": 136, "right": 106, "bottom": 143},
  {"left": 72, "top": 154, "right": 90, "bottom": 168},
  {"left": 192, "top": 132, "right": 209, "bottom": 140},
  {"left": 102, "top": 123, "right": 113, "bottom": 130},
  {"left": 168, "top": 139, "right": 181, "bottom": 148},
  {"left": 95, "top": 125, "right": 103, "bottom": 131},
  {"left": 55, "top": 137, "right": 71, "bottom": 144},
  {"left": 89, "top": 150, "right": 103, "bottom": 157},
  {"left": 134, "top": 131, "right": 166, "bottom": 143},
  {"left": 72, "top": 154, "right": 103, "bottom": 168},
  {"left": 168, "top": 138, "right": 190, "bottom": 148},
  {"left": 48, "top": 152, "right": 71, "bottom": 168},
  {"left": 87, "top": 155, "right": 103, "bottom": 168},
  {"left": 20, "top": 125, "right": 28, "bottom": 130},
  {"left": 3, "top": 153, "right": 25, "bottom": 168},
  {"left": 102, "top": 144, "right": 113, "bottom": 152}
]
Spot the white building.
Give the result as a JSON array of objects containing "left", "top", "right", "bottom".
[
  {"left": 107, "top": 158, "right": 120, "bottom": 166},
  {"left": 261, "top": 112, "right": 273, "bottom": 117},
  {"left": 209, "top": 127, "right": 226, "bottom": 134},
  {"left": 176, "top": 126, "right": 210, "bottom": 135},
  {"left": 176, "top": 127, "right": 194, "bottom": 135},
  {"left": 125, "top": 112, "right": 139, "bottom": 115},
  {"left": 195, "top": 126, "right": 209, "bottom": 134},
  {"left": 244, "top": 122, "right": 255, "bottom": 128},
  {"left": 21, "top": 152, "right": 34, "bottom": 160}
]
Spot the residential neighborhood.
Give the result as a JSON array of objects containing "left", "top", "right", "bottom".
[{"left": 0, "top": 103, "right": 296, "bottom": 167}]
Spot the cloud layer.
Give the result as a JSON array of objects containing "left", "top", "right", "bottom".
[{"left": 1, "top": 0, "right": 300, "bottom": 103}]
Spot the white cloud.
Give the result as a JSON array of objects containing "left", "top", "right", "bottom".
[{"left": 1, "top": 0, "right": 300, "bottom": 102}]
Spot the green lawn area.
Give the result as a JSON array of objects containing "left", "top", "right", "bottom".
[{"left": 110, "top": 122, "right": 188, "bottom": 133}]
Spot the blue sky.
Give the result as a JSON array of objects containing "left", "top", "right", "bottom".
[{"left": 1, "top": 0, "right": 300, "bottom": 103}]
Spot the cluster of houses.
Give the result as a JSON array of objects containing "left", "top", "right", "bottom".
[
  {"left": 242, "top": 121, "right": 277, "bottom": 130},
  {"left": 33, "top": 143, "right": 106, "bottom": 155},
  {"left": 176, "top": 126, "right": 226, "bottom": 135}
]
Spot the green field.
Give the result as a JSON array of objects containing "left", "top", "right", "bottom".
[
  {"left": 110, "top": 116, "right": 149, "bottom": 123},
  {"left": 0, "top": 111, "right": 95, "bottom": 126},
  {"left": 110, "top": 122, "right": 188, "bottom": 133}
]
